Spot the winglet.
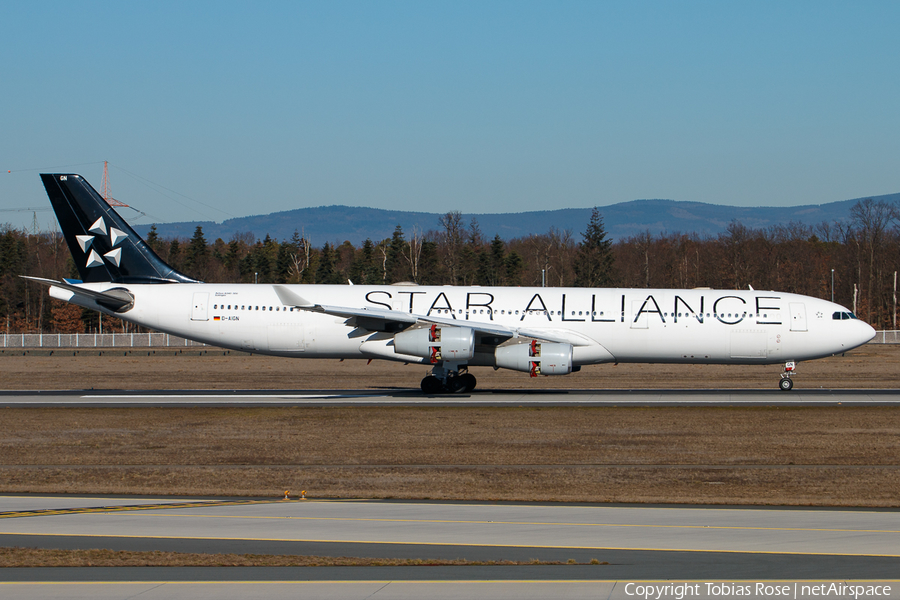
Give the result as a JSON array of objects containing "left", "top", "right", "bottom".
[{"left": 272, "top": 285, "right": 315, "bottom": 308}]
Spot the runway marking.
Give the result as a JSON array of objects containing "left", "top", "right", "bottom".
[
  {"left": 0, "top": 499, "right": 284, "bottom": 519},
  {"left": 1, "top": 531, "right": 898, "bottom": 557},
  {"left": 1, "top": 580, "right": 898, "bottom": 584},
  {"left": 79, "top": 394, "right": 343, "bottom": 400},
  {"left": 0, "top": 580, "right": 638, "bottom": 585},
  {"left": 2, "top": 496, "right": 892, "bottom": 515},
  {"left": 0, "top": 580, "right": 900, "bottom": 585},
  {"left": 3, "top": 390, "right": 899, "bottom": 406},
  {"left": 106, "top": 511, "right": 900, "bottom": 535}
]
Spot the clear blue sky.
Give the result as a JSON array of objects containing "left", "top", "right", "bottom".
[{"left": 2, "top": 1, "right": 898, "bottom": 231}]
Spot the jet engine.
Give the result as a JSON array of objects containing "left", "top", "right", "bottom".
[
  {"left": 495, "top": 341, "right": 573, "bottom": 376},
  {"left": 394, "top": 325, "right": 475, "bottom": 364}
]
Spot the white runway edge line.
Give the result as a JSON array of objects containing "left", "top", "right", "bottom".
[{"left": 72, "top": 394, "right": 898, "bottom": 404}]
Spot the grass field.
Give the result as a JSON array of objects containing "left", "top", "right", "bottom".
[
  {"left": 2, "top": 342, "right": 900, "bottom": 390},
  {"left": 0, "top": 344, "right": 897, "bottom": 507},
  {"left": 2, "top": 405, "right": 897, "bottom": 506}
]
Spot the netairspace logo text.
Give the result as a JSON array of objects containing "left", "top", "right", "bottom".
[{"left": 624, "top": 582, "right": 893, "bottom": 600}]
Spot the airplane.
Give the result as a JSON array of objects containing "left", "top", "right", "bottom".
[{"left": 25, "top": 173, "right": 876, "bottom": 393}]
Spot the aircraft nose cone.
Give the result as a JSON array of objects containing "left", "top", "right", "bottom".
[{"left": 860, "top": 321, "right": 877, "bottom": 344}]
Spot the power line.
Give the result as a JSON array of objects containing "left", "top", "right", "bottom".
[
  {"left": 112, "top": 164, "right": 235, "bottom": 220},
  {"left": 6, "top": 161, "right": 104, "bottom": 173}
]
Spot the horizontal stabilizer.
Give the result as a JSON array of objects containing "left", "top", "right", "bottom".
[{"left": 22, "top": 276, "right": 135, "bottom": 312}]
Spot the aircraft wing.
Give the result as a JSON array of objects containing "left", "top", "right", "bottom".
[{"left": 272, "top": 285, "right": 594, "bottom": 346}]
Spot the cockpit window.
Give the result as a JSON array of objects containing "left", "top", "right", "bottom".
[{"left": 832, "top": 311, "right": 858, "bottom": 320}]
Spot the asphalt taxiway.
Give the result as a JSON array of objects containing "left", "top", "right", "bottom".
[
  {"left": 2, "top": 496, "right": 899, "bottom": 580},
  {"left": 2, "top": 388, "right": 900, "bottom": 407},
  {"left": 2, "top": 496, "right": 898, "bottom": 598}
]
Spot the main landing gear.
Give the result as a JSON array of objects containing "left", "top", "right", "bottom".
[
  {"left": 778, "top": 361, "right": 796, "bottom": 391},
  {"left": 420, "top": 364, "right": 477, "bottom": 394}
]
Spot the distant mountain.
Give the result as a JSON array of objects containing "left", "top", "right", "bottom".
[{"left": 133, "top": 193, "right": 900, "bottom": 246}]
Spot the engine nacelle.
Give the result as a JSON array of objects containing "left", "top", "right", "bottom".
[
  {"left": 394, "top": 325, "right": 475, "bottom": 363},
  {"left": 495, "top": 341, "right": 573, "bottom": 376}
]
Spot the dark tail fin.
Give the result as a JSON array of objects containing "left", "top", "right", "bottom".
[{"left": 41, "top": 174, "right": 198, "bottom": 284}]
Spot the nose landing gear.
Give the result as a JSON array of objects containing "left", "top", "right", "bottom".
[
  {"left": 420, "top": 364, "right": 477, "bottom": 394},
  {"left": 779, "top": 361, "right": 795, "bottom": 391}
]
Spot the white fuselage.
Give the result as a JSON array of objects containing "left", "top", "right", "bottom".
[{"left": 57, "top": 283, "right": 876, "bottom": 367}]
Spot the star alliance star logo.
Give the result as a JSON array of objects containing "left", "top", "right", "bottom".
[{"left": 78, "top": 217, "right": 127, "bottom": 269}]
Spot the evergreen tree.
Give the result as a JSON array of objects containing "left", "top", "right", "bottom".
[
  {"left": 184, "top": 226, "right": 209, "bottom": 279},
  {"left": 316, "top": 242, "right": 342, "bottom": 284},
  {"left": 349, "top": 238, "right": 378, "bottom": 284},
  {"left": 168, "top": 239, "right": 182, "bottom": 270},
  {"left": 574, "top": 207, "right": 614, "bottom": 287},
  {"left": 145, "top": 225, "right": 162, "bottom": 253},
  {"left": 275, "top": 241, "right": 295, "bottom": 283},
  {"left": 417, "top": 240, "right": 439, "bottom": 285},
  {"left": 384, "top": 225, "right": 409, "bottom": 283},
  {"left": 505, "top": 250, "right": 524, "bottom": 286},
  {"left": 255, "top": 240, "right": 272, "bottom": 283},
  {"left": 223, "top": 239, "right": 242, "bottom": 280}
]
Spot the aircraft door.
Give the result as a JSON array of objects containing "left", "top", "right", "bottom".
[
  {"left": 789, "top": 302, "right": 807, "bottom": 332},
  {"left": 191, "top": 292, "right": 209, "bottom": 321}
]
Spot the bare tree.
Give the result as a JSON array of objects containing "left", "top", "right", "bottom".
[{"left": 438, "top": 211, "right": 465, "bottom": 285}]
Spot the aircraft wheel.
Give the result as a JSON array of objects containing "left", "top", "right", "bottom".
[
  {"left": 459, "top": 373, "right": 477, "bottom": 393},
  {"left": 779, "top": 377, "right": 793, "bottom": 391},
  {"left": 445, "top": 376, "right": 468, "bottom": 394},
  {"left": 421, "top": 376, "right": 443, "bottom": 394}
]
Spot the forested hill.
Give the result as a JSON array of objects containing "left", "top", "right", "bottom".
[{"left": 134, "top": 193, "right": 900, "bottom": 244}]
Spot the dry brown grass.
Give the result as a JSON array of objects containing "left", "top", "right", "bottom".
[
  {"left": 1, "top": 343, "right": 899, "bottom": 390},
  {"left": 0, "top": 547, "right": 603, "bottom": 567},
  {"left": 1, "top": 406, "right": 898, "bottom": 506},
  {"left": 1, "top": 345, "right": 898, "bottom": 506}
]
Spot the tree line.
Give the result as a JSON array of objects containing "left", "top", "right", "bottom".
[{"left": 4, "top": 199, "right": 900, "bottom": 334}]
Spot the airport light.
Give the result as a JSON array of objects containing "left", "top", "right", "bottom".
[{"left": 831, "top": 269, "right": 835, "bottom": 303}]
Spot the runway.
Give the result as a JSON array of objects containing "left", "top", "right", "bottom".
[
  {"left": 3, "top": 388, "right": 900, "bottom": 407},
  {"left": 1, "top": 495, "right": 899, "bottom": 592}
]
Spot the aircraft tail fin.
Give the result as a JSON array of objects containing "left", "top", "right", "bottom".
[{"left": 40, "top": 174, "right": 198, "bottom": 284}]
